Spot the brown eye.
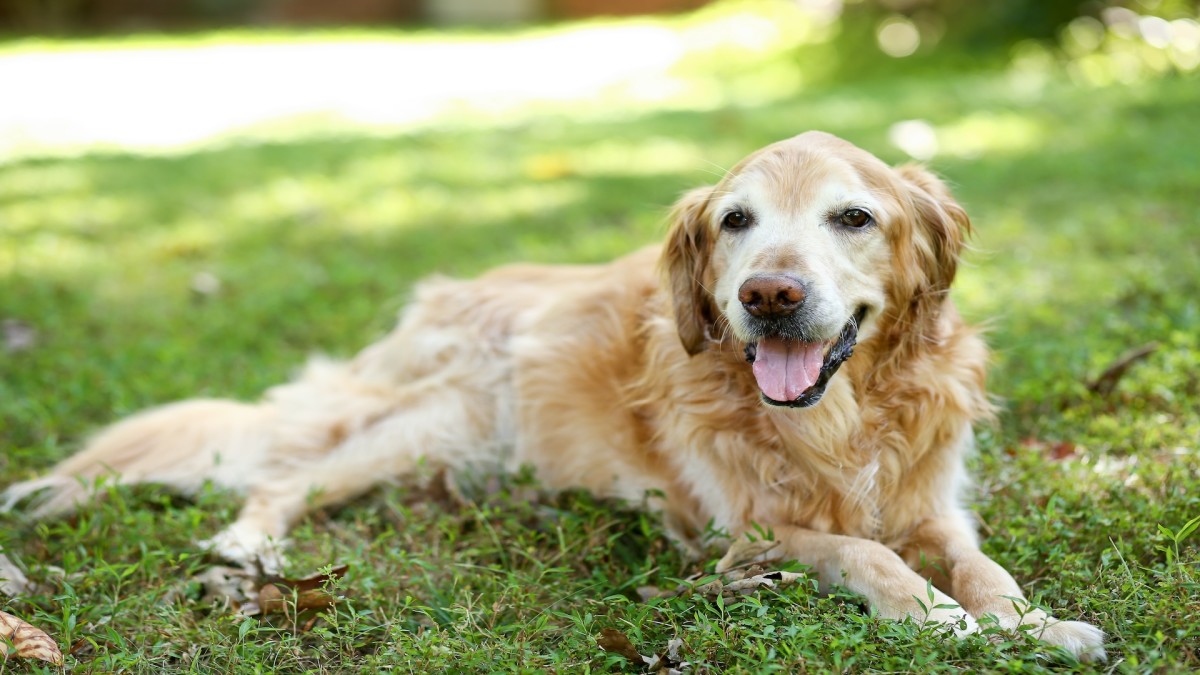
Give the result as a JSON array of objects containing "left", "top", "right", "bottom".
[
  {"left": 839, "top": 208, "right": 872, "bottom": 229},
  {"left": 722, "top": 210, "right": 750, "bottom": 230}
]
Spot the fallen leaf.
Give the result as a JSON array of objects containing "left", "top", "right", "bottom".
[
  {"left": 0, "top": 610, "right": 63, "bottom": 665},
  {"left": 721, "top": 563, "right": 767, "bottom": 582},
  {"left": 248, "top": 564, "right": 349, "bottom": 616},
  {"left": 268, "top": 564, "right": 349, "bottom": 593},
  {"left": 254, "top": 583, "right": 337, "bottom": 615},
  {"left": 723, "top": 570, "right": 806, "bottom": 595},
  {"left": 715, "top": 537, "right": 782, "bottom": 573},
  {"left": 596, "top": 627, "right": 647, "bottom": 665}
]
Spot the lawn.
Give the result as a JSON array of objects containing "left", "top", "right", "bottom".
[{"left": 2, "top": 3, "right": 1199, "bottom": 673}]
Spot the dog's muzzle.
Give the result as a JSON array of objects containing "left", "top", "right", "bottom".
[{"left": 743, "top": 306, "right": 865, "bottom": 408}]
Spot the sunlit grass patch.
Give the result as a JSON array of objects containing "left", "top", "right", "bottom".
[{"left": 0, "top": 1, "right": 834, "bottom": 161}]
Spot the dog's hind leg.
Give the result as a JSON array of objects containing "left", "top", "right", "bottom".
[
  {"left": 1, "top": 399, "right": 277, "bottom": 518},
  {"left": 203, "top": 383, "right": 503, "bottom": 572}
]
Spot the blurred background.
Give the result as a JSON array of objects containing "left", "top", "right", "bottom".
[
  {"left": 1, "top": 0, "right": 1198, "bottom": 432},
  {"left": 2, "top": 0, "right": 1198, "bottom": 159}
]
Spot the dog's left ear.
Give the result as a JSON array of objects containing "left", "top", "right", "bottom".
[
  {"left": 894, "top": 164, "right": 972, "bottom": 294},
  {"left": 661, "top": 186, "right": 716, "bottom": 356}
]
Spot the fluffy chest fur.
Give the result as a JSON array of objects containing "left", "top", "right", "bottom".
[
  {"left": 622, "top": 296, "right": 990, "bottom": 547},
  {"left": 505, "top": 246, "right": 990, "bottom": 551}
]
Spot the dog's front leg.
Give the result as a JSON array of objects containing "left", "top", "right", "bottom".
[
  {"left": 902, "top": 516, "right": 1106, "bottom": 661},
  {"left": 770, "top": 525, "right": 978, "bottom": 636},
  {"left": 201, "top": 484, "right": 308, "bottom": 574}
]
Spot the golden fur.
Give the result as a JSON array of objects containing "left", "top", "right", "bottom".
[{"left": 2, "top": 132, "right": 1104, "bottom": 660}]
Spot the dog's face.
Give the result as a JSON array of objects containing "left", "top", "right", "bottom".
[{"left": 663, "top": 131, "right": 970, "bottom": 408}]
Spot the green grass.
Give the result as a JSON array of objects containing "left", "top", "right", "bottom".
[{"left": 2, "top": 8, "right": 1200, "bottom": 673}]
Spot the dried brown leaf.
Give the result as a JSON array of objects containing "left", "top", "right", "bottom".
[
  {"left": 596, "top": 627, "right": 647, "bottom": 665},
  {"left": 714, "top": 538, "right": 782, "bottom": 573},
  {"left": 256, "top": 583, "right": 285, "bottom": 613},
  {"left": 255, "top": 583, "right": 337, "bottom": 614},
  {"left": 0, "top": 610, "right": 63, "bottom": 665},
  {"left": 249, "top": 563, "right": 347, "bottom": 615},
  {"left": 268, "top": 564, "right": 349, "bottom": 593},
  {"left": 724, "top": 570, "right": 805, "bottom": 595},
  {"left": 637, "top": 559, "right": 807, "bottom": 606},
  {"left": 289, "top": 587, "right": 337, "bottom": 612},
  {"left": 720, "top": 563, "right": 768, "bottom": 582}
]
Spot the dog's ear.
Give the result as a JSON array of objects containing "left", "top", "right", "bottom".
[
  {"left": 661, "top": 186, "right": 716, "bottom": 356},
  {"left": 894, "top": 164, "right": 971, "bottom": 295}
]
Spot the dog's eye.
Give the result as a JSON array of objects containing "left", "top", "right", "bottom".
[
  {"left": 839, "top": 208, "right": 872, "bottom": 229},
  {"left": 722, "top": 210, "right": 750, "bottom": 230}
]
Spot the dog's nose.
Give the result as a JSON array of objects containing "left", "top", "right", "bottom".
[{"left": 739, "top": 275, "right": 806, "bottom": 319}]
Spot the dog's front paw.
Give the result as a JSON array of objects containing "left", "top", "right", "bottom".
[
  {"left": 200, "top": 523, "right": 288, "bottom": 576},
  {"left": 988, "top": 609, "right": 1107, "bottom": 662},
  {"left": 1032, "top": 619, "right": 1107, "bottom": 662}
]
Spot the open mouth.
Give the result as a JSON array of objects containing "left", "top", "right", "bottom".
[{"left": 743, "top": 307, "right": 866, "bottom": 408}]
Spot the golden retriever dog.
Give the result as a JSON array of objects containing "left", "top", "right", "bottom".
[{"left": 3, "top": 131, "right": 1104, "bottom": 660}]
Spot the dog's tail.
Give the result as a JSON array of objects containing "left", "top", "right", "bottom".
[{"left": 1, "top": 399, "right": 276, "bottom": 518}]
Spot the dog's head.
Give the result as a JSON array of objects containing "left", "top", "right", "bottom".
[{"left": 662, "top": 131, "right": 970, "bottom": 408}]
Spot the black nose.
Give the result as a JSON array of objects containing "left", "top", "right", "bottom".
[{"left": 738, "top": 275, "right": 806, "bottom": 319}]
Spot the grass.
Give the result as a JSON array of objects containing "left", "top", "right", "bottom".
[{"left": 2, "top": 5, "right": 1200, "bottom": 673}]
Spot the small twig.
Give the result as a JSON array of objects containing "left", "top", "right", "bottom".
[{"left": 1086, "top": 342, "right": 1159, "bottom": 395}]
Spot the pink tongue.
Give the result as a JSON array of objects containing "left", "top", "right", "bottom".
[{"left": 751, "top": 337, "right": 825, "bottom": 402}]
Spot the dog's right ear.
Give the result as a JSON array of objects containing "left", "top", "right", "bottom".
[{"left": 661, "top": 186, "right": 716, "bottom": 356}]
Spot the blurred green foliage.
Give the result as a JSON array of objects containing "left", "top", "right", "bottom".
[{"left": 851, "top": 0, "right": 1199, "bottom": 42}]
